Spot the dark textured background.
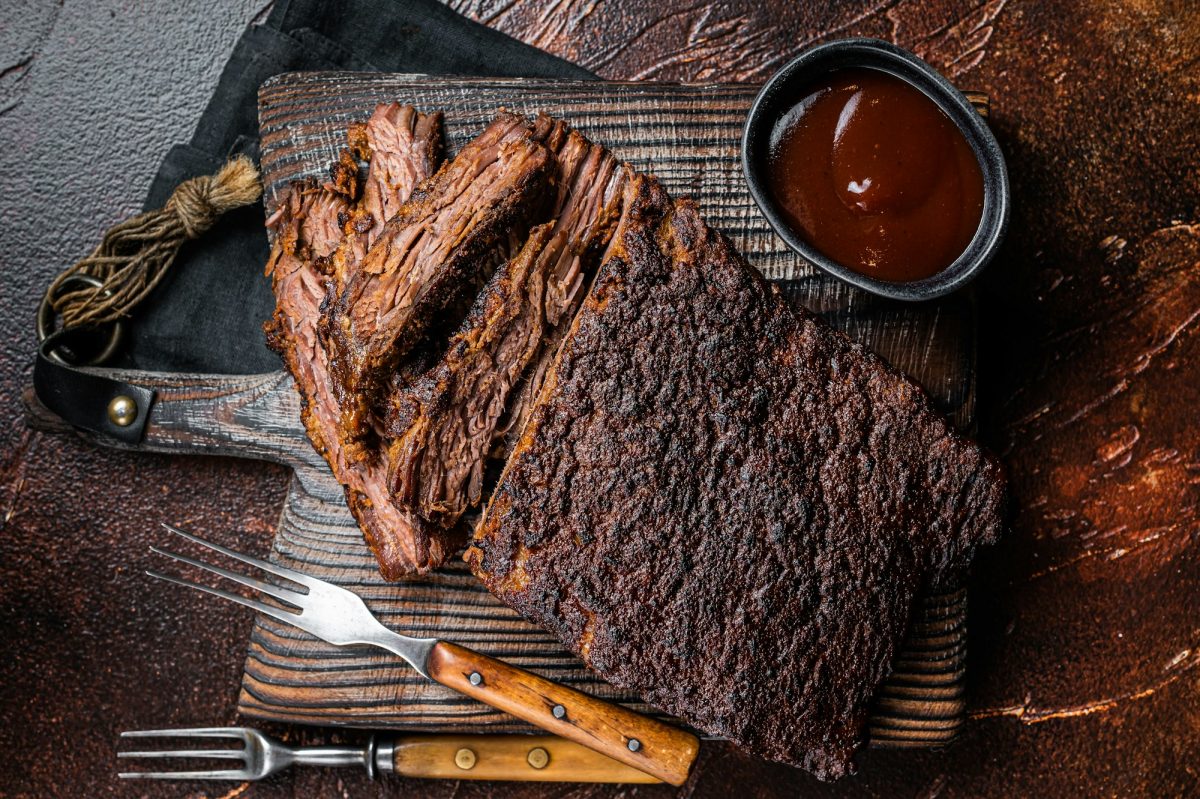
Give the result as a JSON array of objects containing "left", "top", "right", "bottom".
[{"left": 2, "top": 1, "right": 1198, "bottom": 797}]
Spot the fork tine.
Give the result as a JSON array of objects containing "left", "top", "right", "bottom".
[
  {"left": 160, "top": 523, "right": 317, "bottom": 589},
  {"left": 150, "top": 545, "right": 306, "bottom": 607},
  {"left": 118, "top": 729, "right": 255, "bottom": 781},
  {"left": 121, "top": 728, "right": 247, "bottom": 739},
  {"left": 119, "top": 770, "right": 249, "bottom": 780},
  {"left": 118, "top": 750, "right": 244, "bottom": 760},
  {"left": 145, "top": 570, "right": 302, "bottom": 628}
]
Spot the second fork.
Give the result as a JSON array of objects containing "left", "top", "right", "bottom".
[{"left": 119, "top": 726, "right": 662, "bottom": 783}]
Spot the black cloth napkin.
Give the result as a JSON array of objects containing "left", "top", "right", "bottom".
[{"left": 126, "top": 0, "right": 593, "bottom": 374}]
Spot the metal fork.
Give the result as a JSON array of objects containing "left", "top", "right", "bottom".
[
  {"left": 118, "top": 727, "right": 379, "bottom": 781},
  {"left": 118, "top": 726, "right": 663, "bottom": 783},
  {"left": 145, "top": 524, "right": 699, "bottom": 786}
]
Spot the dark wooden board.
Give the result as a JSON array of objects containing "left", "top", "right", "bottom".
[{"left": 230, "top": 72, "right": 986, "bottom": 746}]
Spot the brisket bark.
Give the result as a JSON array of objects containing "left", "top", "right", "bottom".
[
  {"left": 467, "top": 176, "right": 1006, "bottom": 779},
  {"left": 265, "top": 104, "right": 457, "bottom": 579},
  {"left": 386, "top": 119, "right": 628, "bottom": 529},
  {"left": 320, "top": 113, "right": 555, "bottom": 460}
]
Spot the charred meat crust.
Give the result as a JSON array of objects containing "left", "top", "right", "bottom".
[
  {"left": 385, "top": 119, "right": 629, "bottom": 530},
  {"left": 319, "top": 114, "right": 556, "bottom": 460},
  {"left": 264, "top": 104, "right": 460, "bottom": 578},
  {"left": 467, "top": 176, "right": 1006, "bottom": 780}
]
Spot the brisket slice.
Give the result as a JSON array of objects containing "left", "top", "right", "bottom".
[
  {"left": 360, "top": 103, "right": 444, "bottom": 246},
  {"left": 385, "top": 222, "right": 556, "bottom": 527},
  {"left": 320, "top": 113, "right": 555, "bottom": 459},
  {"left": 467, "top": 176, "right": 1006, "bottom": 779},
  {"left": 328, "top": 103, "right": 445, "bottom": 293},
  {"left": 264, "top": 179, "right": 351, "bottom": 462},
  {"left": 386, "top": 119, "right": 628, "bottom": 529},
  {"left": 265, "top": 104, "right": 458, "bottom": 579}
]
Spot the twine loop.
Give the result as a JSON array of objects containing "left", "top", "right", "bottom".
[{"left": 38, "top": 156, "right": 262, "bottom": 364}]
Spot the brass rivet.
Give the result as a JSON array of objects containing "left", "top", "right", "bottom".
[
  {"left": 107, "top": 395, "right": 138, "bottom": 427},
  {"left": 526, "top": 747, "right": 550, "bottom": 769},
  {"left": 551, "top": 704, "right": 566, "bottom": 719},
  {"left": 454, "top": 747, "right": 476, "bottom": 770}
]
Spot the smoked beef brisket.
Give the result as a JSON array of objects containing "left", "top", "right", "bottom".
[
  {"left": 264, "top": 103, "right": 457, "bottom": 578},
  {"left": 467, "top": 176, "right": 1006, "bottom": 779},
  {"left": 386, "top": 118, "right": 628, "bottom": 529},
  {"left": 320, "top": 113, "right": 555, "bottom": 459},
  {"left": 326, "top": 103, "right": 444, "bottom": 294}
]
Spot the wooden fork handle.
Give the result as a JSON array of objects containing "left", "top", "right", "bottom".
[
  {"left": 426, "top": 641, "right": 699, "bottom": 786},
  {"left": 390, "top": 734, "right": 661, "bottom": 782}
]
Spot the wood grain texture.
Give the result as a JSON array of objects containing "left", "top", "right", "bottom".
[
  {"left": 236, "top": 73, "right": 988, "bottom": 746},
  {"left": 390, "top": 734, "right": 661, "bottom": 782},
  {"left": 427, "top": 642, "right": 700, "bottom": 784}
]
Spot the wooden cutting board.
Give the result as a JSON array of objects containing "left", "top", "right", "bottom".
[
  {"left": 30, "top": 74, "right": 981, "bottom": 748},
  {"left": 243, "top": 72, "right": 983, "bottom": 746}
]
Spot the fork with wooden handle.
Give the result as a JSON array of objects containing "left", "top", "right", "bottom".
[
  {"left": 119, "top": 727, "right": 661, "bottom": 783},
  {"left": 146, "top": 524, "right": 700, "bottom": 786}
]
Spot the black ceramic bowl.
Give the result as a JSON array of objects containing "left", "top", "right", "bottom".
[{"left": 741, "top": 38, "right": 1009, "bottom": 301}]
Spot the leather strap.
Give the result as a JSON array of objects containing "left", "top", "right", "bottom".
[{"left": 33, "top": 328, "right": 156, "bottom": 444}]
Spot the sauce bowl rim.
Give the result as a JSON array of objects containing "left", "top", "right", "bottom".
[{"left": 740, "top": 37, "right": 1010, "bottom": 302}]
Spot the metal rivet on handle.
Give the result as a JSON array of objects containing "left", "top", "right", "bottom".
[
  {"left": 469, "top": 671, "right": 483, "bottom": 686},
  {"left": 551, "top": 704, "right": 566, "bottom": 719},
  {"left": 108, "top": 395, "right": 138, "bottom": 427},
  {"left": 527, "top": 747, "right": 550, "bottom": 769},
  {"left": 455, "top": 748, "right": 477, "bottom": 770},
  {"left": 627, "top": 738, "right": 642, "bottom": 752}
]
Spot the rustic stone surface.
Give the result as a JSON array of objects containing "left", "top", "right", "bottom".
[{"left": 2, "top": 1, "right": 1198, "bottom": 797}]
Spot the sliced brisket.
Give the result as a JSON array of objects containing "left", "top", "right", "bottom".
[
  {"left": 320, "top": 114, "right": 555, "bottom": 459},
  {"left": 467, "top": 175, "right": 1006, "bottom": 778},
  {"left": 385, "top": 222, "right": 556, "bottom": 526},
  {"left": 386, "top": 119, "right": 628, "bottom": 529},
  {"left": 329, "top": 103, "right": 446, "bottom": 292},
  {"left": 265, "top": 104, "right": 458, "bottom": 579}
]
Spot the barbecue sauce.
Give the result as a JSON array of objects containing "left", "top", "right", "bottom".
[{"left": 765, "top": 68, "right": 984, "bottom": 282}]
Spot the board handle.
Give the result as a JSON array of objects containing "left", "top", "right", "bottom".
[
  {"left": 426, "top": 642, "right": 699, "bottom": 786},
  {"left": 25, "top": 368, "right": 313, "bottom": 468},
  {"left": 389, "top": 733, "right": 661, "bottom": 783}
]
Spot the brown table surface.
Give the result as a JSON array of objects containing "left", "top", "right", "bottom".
[{"left": 2, "top": 2, "right": 1198, "bottom": 797}]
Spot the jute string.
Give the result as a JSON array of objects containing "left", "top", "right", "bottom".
[{"left": 45, "top": 156, "right": 262, "bottom": 329}]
